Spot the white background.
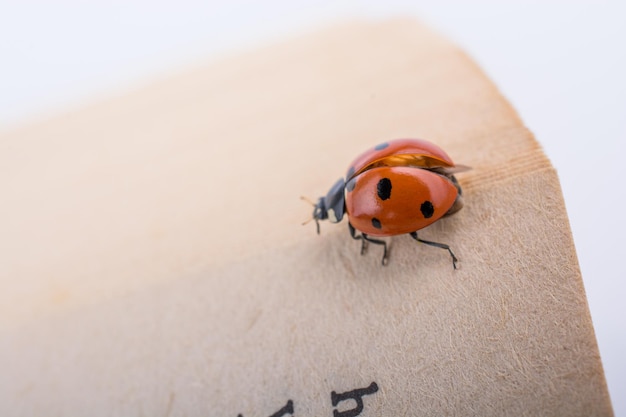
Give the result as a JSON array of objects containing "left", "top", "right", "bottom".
[{"left": 1, "top": 1, "right": 624, "bottom": 413}]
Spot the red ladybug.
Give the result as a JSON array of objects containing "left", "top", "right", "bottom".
[{"left": 307, "top": 139, "right": 467, "bottom": 268}]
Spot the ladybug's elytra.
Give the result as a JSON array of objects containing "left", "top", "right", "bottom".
[{"left": 308, "top": 139, "right": 467, "bottom": 268}]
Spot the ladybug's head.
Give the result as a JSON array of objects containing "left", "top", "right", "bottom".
[{"left": 307, "top": 178, "right": 346, "bottom": 234}]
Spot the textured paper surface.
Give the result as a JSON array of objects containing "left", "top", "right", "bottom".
[{"left": 0, "top": 20, "right": 612, "bottom": 416}]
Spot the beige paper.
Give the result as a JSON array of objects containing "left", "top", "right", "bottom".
[{"left": 0, "top": 20, "right": 612, "bottom": 416}]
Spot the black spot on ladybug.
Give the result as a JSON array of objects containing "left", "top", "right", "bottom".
[
  {"left": 377, "top": 178, "right": 392, "bottom": 200},
  {"left": 374, "top": 142, "right": 389, "bottom": 150},
  {"left": 346, "top": 166, "right": 356, "bottom": 180},
  {"left": 346, "top": 178, "right": 356, "bottom": 192},
  {"left": 421, "top": 200, "right": 434, "bottom": 218},
  {"left": 371, "top": 217, "right": 382, "bottom": 229}
]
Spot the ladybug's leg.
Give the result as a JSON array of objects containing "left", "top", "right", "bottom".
[
  {"left": 362, "top": 233, "right": 389, "bottom": 266},
  {"left": 348, "top": 222, "right": 367, "bottom": 255},
  {"left": 409, "top": 232, "right": 458, "bottom": 270}
]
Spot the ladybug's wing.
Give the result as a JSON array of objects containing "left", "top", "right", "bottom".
[
  {"left": 429, "top": 164, "right": 471, "bottom": 175},
  {"left": 346, "top": 138, "right": 460, "bottom": 181},
  {"left": 346, "top": 166, "right": 459, "bottom": 237}
]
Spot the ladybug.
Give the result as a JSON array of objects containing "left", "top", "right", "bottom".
[{"left": 306, "top": 139, "right": 467, "bottom": 268}]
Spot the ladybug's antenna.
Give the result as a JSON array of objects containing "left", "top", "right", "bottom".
[
  {"left": 300, "top": 196, "right": 321, "bottom": 234},
  {"left": 300, "top": 195, "right": 316, "bottom": 205},
  {"left": 301, "top": 216, "right": 320, "bottom": 234}
]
